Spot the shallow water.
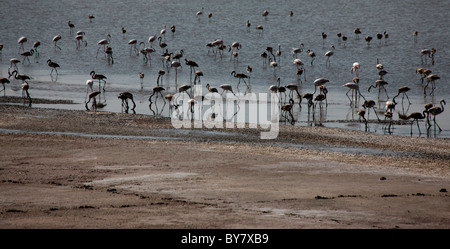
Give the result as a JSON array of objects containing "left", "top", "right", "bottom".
[{"left": 1, "top": 0, "right": 449, "bottom": 138}]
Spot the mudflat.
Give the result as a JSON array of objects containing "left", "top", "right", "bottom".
[{"left": 0, "top": 103, "right": 449, "bottom": 229}]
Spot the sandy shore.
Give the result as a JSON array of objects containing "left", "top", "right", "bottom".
[{"left": 0, "top": 99, "right": 449, "bottom": 229}]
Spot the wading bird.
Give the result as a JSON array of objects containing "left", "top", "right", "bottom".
[
  {"left": 362, "top": 100, "right": 380, "bottom": 121},
  {"left": 307, "top": 49, "right": 316, "bottom": 65},
  {"left": 52, "top": 34, "right": 62, "bottom": 50},
  {"left": 368, "top": 79, "right": 389, "bottom": 100},
  {"left": 47, "top": 59, "right": 60, "bottom": 75},
  {"left": 231, "top": 70, "right": 249, "bottom": 88},
  {"left": 0, "top": 78, "right": 10, "bottom": 96},
  {"left": 8, "top": 70, "right": 30, "bottom": 84},
  {"left": 32, "top": 41, "right": 41, "bottom": 57},
  {"left": 22, "top": 82, "right": 32, "bottom": 107},
  {"left": 399, "top": 109, "right": 427, "bottom": 135},
  {"left": 85, "top": 91, "right": 101, "bottom": 111},
  {"left": 118, "top": 92, "right": 136, "bottom": 113},
  {"left": 20, "top": 49, "right": 34, "bottom": 64},
  {"left": 427, "top": 99, "right": 446, "bottom": 132},
  {"left": 96, "top": 34, "right": 111, "bottom": 57},
  {"left": 149, "top": 86, "right": 166, "bottom": 104},
  {"left": 344, "top": 82, "right": 365, "bottom": 107},
  {"left": 18, "top": 36, "right": 27, "bottom": 52},
  {"left": 424, "top": 74, "right": 440, "bottom": 95},
  {"left": 185, "top": 58, "right": 199, "bottom": 81},
  {"left": 90, "top": 71, "right": 107, "bottom": 91},
  {"left": 392, "top": 86, "right": 411, "bottom": 105},
  {"left": 324, "top": 45, "right": 335, "bottom": 66},
  {"left": 313, "top": 78, "right": 329, "bottom": 94},
  {"left": 75, "top": 32, "right": 87, "bottom": 49}
]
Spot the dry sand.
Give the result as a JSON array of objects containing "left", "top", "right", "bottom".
[{"left": 0, "top": 98, "right": 449, "bottom": 229}]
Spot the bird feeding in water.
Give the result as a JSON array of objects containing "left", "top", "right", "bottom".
[{"left": 118, "top": 92, "right": 136, "bottom": 113}]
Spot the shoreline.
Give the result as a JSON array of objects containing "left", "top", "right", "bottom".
[{"left": 0, "top": 103, "right": 449, "bottom": 228}]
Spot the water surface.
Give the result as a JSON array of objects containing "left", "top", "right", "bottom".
[{"left": 1, "top": 0, "right": 449, "bottom": 138}]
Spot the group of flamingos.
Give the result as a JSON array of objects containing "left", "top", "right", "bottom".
[{"left": 1, "top": 10, "right": 445, "bottom": 136}]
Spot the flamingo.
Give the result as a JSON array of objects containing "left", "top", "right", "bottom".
[
  {"left": 193, "top": 70, "right": 203, "bottom": 85},
  {"left": 85, "top": 91, "right": 101, "bottom": 111},
  {"left": 364, "top": 36, "right": 373, "bottom": 46},
  {"left": 75, "top": 32, "right": 87, "bottom": 49},
  {"left": 9, "top": 59, "right": 21, "bottom": 70},
  {"left": 138, "top": 42, "right": 155, "bottom": 65},
  {"left": 196, "top": 7, "right": 204, "bottom": 18},
  {"left": 281, "top": 104, "right": 295, "bottom": 125},
  {"left": 285, "top": 83, "right": 302, "bottom": 107},
  {"left": 420, "top": 49, "right": 432, "bottom": 65},
  {"left": 354, "top": 28, "right": 362, "bottom": 39},
  {"left": 176, "top": 84, "right": 192, "bottom": 102},
  {"left": 128, "top": 39, "right": 139, "bottom": 55},
  {"left": 357, "top": 109, "right": 368, "bottom": 130},
  {"left": 392, "top": 86, "right": 411, "bottom": 105},
  {"left": 171, "top": 61, "right": 181, "bottom": 84},
  {"left": 313, "top": 78, "right": 329, "bottom": 94},
  {"left": 0, "top": 78, "right": 10, "bottom": 96},
  {"left": 105, "top": 46, "right": 114, "bottom": 64},
  {"left": 88, "top": 14, "right": 95, "bottom": 22},
  {"left": 377, "top": 69, "right": 388, "bottom": 80},
  {"left": 8, "top": 70, "right": 30, "bottom": 84},
  {"left": 148, "top": 35, "right": 157, "bottom": 48},
  {"left": 376, "top": 33, "right": 383, "bottom": 44},
  {"left": 47, "top": 59, "right": 60, "bottom": 75},
  {"left": 362, "top": 100, "right": 380, "bottom": 121},
  {"left": 149, "top": 86, "right": 166, "bottom": 104},
  {"left": 173, "top": 49, "right": 184, "bottom": 61},
  {"left": 185, "top": 58, "right": 199, "bottom": 81},
  {"left": 21, "top": 82, "right": 32, "bottom": 107},
  {"left": 351, "top": 62, "right": 360, "bottom": 77},
  {"left": 32, "top": 41, "right": 41, "bottom": 57},
  {"left": 427, "top": 99, "right": 446, "bottom": 132},
  {"left": 219, "top": 84, "right": 234, "bottom": 96},
  {"left": 303, "top": 93, "right": 314, "bottom": 113},
  {"left": 399, "top": 110, "right": 427, "bottom": 135},
  {"left": 416, "top": 68, "right": 432, "bottom": 84},
  {"left": 52, "top": 35, "right": 62, "bottom": 50},
  {"left": 157, "top": 36, "right": 167, "bottom": 50},
  {"left": 68, "top": 21, "right": 75, "bottom": 33},
  {"left": 307, "top": 49, "right": 316, "bottom": 65},
  {"left": 85, "top": 79, "right": 94, "bottom": 102},
  {"left": 256, "top": 25, "right": 264, "bottom": 36},
  {"left": 269, "top": 57, "right": 278, "bottom": 77},
  {"left": 160, "top": 25, "right": 166, "bottom": 41},
  {"left": 344, "top": 82, "right": 365, "bottom": 106},
  {"left": 20, "top": 49, "right": 34, "bottom": 64},
  {"left": 118, "top": 92, "right": 136, "bottom": 113},
  {"left": 206, "top": 83, "right": 218, "bottom": 93},
  {"left": 424, "top": 74, "right": 440, "bottom": 95},
  {"left": 231, "top": 70, "right": 249, "bottom": 88},
  {"left": 96, "top": 34, "right": 111, "bottom": 57},
  {"left": 293, "top": 58, "right": 306, "bottom": 83},
  {"left": 368, "top": 80, "right": 389, "bottom": 99},
  {"left": 324, "top": 45, "right": 335, "bottom": 66},
  {"left": 155, "top": 70, "right": 165, "bottom": 86},
  {"left": 376, "top": 58, "right": 384, "bottom": 70},
  {"left": 246, "top": 20, "right": 251, "bottom": 32},
  {"left": 321, "top": 32, "right": 327, "bottom": 47},
  {"left": 292, "top": 43, "right": 304, "bottom": 58},
  {"left": 18, "top": 36, "right": 27, "bottom": 52},
  {"left": 90, "top": 71, "right": 107, "bottom": 91}
]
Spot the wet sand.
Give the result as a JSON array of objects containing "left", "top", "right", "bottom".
[{"left": 0, "top": 100, "right": 449, "bottom": 229}]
